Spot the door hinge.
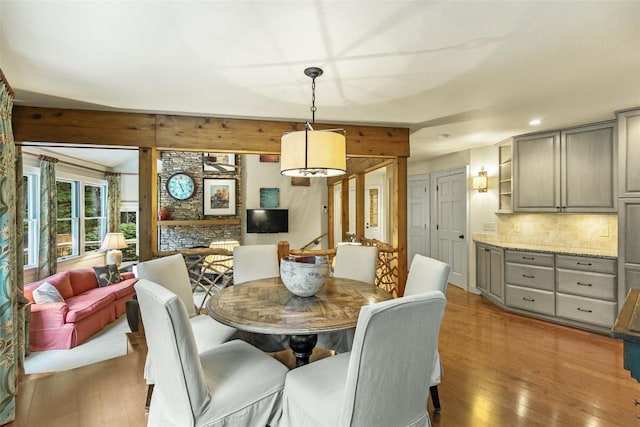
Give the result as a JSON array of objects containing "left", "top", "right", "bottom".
[{"left": 436, "top": 224, "right": 439, "bottom": 230}]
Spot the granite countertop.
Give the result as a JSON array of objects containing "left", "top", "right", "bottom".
[{"left": 472, "top": 233, "right": 617, "bottom": 259}]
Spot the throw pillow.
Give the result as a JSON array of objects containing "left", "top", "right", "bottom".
[
  {"left": 93, "top": 264, "right": 122, "bottom": 287},
  {"left": 33, "top": 282, "right": 65, "bottom": 304}
]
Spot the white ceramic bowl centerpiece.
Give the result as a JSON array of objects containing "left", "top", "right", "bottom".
[{"left": 280, "top": 255, "right": 330, "bottom": 297}]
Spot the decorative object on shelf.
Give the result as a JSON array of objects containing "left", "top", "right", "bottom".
[
  {"left": 280, "top": 255, "right": 330, "bottom": 297},
  {"left": 260, "top": 187, "right": 280, "bottom": 208},
  {"left": 291, "top": 177, "right": 311, "bottom": 187},
  {"left": 100, "top": 232, "right": 128, "bottom": 267},
  {"left": 280, "top": 67, "right": 346, "bottom": 178},
  {"left": 167, "top": 172, "right": 196, "bottom": 200},
  {"left": 203, "top": 153, "right": 237, "bottom": 173},
  {"left": 158, "top": 206, "right": 171, "bottom": 220},
  {"left": 203, "top": 178, "right": 236, "bottom": 216},
  {"left": 260, "top": 154, "right": 280, "bottom": 163},
  {"left": 473, "top": 167, "right": 489, "bottom": 192}
]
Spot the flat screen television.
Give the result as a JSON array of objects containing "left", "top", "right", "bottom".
[{"left": 246, "top": 209, "right": 289, "bottom": 233}]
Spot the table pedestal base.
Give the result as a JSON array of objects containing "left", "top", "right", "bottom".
[{"left": 289, "top": 334, "right": 318, "bottom": 368}]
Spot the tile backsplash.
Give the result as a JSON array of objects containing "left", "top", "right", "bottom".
[{"left": 494, "top": 213, "right": 617, "bottom": 254}]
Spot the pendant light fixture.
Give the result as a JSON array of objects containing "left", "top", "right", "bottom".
[{"left": 280, "top": 67, "right": 346, "bottom": 177}]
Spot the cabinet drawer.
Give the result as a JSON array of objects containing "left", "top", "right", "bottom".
[
  {"left": 505, "top": 250, "right": 554, "bottom": 267},
  {"left": 556, "top": 269, "right": 617, "bottom": 301},
  {"left": 556, "top": 293, "right": 617, "bottom": 328},
  {"left": 556, "top": 255, "right": 616, "bottom": 274},
  {"left": 506, "top": 285, "right": 555, "bottom": 316},
  {"left": 505, "top": 263, "right": 555, "bottom": 290}
]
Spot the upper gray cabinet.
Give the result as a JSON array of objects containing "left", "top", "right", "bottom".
[
  {"left": 513, "top": 131, "right": 561, "bottom": 212},
  {"left": 513, "top": 121, "right": 617, "bottom": 213},
  {"left": 617, "top": 109, "right": 640, "bottom": 198}
]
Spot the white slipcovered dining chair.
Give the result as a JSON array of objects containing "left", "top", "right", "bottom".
[
  {"left": 136, "top": 254, "right": 237, "bottom": 402},
  {"left": 316, "top": 245, "right": 378, "bottom": 354},
  {"left": 232, "top": 244, "right": 289, "bottom": 352},
  {"left": 278, "top": 290, "right": 447, "bottom": 427},
  {"left": 232, "top": 244, "right": 280, "bottom": 285},
  {"left": 404, "top": 254, "right": 451, "bottom": 413},
  {"left": 134, "top": 279, "right": 288, "bottom": 427}
]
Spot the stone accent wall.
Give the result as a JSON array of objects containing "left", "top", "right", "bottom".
[{"left": 158, "top": 152, "right": 242, "bottom": 251}]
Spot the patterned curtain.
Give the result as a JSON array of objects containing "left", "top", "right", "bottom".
[
  {"left": 0, "top": 69, "right": 22, "bottom": 425},
  {"left": 106, "top": 172, "right": 121, "bottom": 233},
  {"left": 38, "top": 155, "right": 58, "bottom": 280}
]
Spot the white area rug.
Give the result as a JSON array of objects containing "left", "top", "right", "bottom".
[{"left": 24, "top": 316, "right": 130, "bottom": 374}]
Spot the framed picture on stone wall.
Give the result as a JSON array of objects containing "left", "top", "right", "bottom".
[
  {"left": 203, "top": 153, "right": 236, "bottom": 173},
  {"left": 203, "top": 178, "right": 236, "bottom": 216}
]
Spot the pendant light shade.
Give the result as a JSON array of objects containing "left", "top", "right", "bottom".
[
  {"left": 281, "top": 125, "right": 346, "bottom": 177},
  {"left": 281, "top": 67, "right": 346, "bottom": 178}
]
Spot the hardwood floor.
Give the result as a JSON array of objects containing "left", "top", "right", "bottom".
[{"left": 9, "top": 286, "right": 639, "bottom": 426}]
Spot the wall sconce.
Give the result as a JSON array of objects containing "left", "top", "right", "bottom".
[{"left": 472, "top": 167, "right": 488, "bottom": 192}]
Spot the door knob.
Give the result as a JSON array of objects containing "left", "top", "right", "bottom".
[{"left": 459, "top": 234, "right": 464, "bottom": 239}]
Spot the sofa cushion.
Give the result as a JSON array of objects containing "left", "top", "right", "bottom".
[
  {"left": 65, "top": 292, "right": 116, "bottom": 323},
  {"left": 32, "top": 282, "right": 65, "bottom": 304},
  {"left": 89, "top": 278, "right": 137, "bottom": 300},
  {"left": 24, "top": 271, "right": 74, "bottom": 302},
  {"left": 92, "top": 265, "right": 122, "bottom": 287},
  {"left": 68, "top": 268, "right": 100, "bottom": 295}
]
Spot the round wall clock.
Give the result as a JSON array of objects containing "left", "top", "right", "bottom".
[{"left": 166, "top": 172, "right": 196, "bottom": 200}]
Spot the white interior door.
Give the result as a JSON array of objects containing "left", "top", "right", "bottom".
[
  {"left": 408, "top": 176, "right": 429, "bottom": 266},
  {"left": 432, "top": 169, "right": 467, "bottom": 289},
  {"left": 364, "top": 185, "right": 382, "bottom": 240},
  {"left": 333, "top": 184, "right": 342, "bottom": 242}
]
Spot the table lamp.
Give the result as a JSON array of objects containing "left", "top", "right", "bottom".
[{"left": 100, "top": 232, "right": 128, "bottom": 267}]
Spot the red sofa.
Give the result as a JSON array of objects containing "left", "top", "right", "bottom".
[{"left": 24, "top": 268, "right": 137, "bottom": 351}]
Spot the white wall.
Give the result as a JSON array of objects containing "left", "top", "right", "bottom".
[
  {"left": 242, "top": 155, "right": 328, "bottom": 249},
  {"left": 408, "top": 145, "right": 503, "bottom": 291}
]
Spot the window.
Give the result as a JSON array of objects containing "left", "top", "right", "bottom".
[
  {"left": 84, "top": 184, "right": 106, "bottom": 253},
  {"left": 22, "top": 157, "right": 110, "bottom": 267},
  {"left": 120, "top": 209, "right": 138, "bottom": 261},
  {"left": 56, "top": 180, "right": 80, "bottom": 258},
  {"left": 22, "top": 174, "right": 38, "bottom": 267}
]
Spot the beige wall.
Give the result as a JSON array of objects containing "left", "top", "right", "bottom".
[{"left": 242, "top": 154, "right": 328, "bottom": 249}]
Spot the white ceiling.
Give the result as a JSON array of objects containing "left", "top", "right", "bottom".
[{"left": 2, "top": 0, "right": 640, "bottom": 166}]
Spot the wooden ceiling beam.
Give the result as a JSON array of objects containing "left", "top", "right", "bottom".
[{"left": 12, "top": 107, "right": 410, "bottom": 158}]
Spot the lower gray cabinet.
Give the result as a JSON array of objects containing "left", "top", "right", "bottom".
[
  {"left": 505, "top": 250, "right": 555, "bottom": 316},
  {"left": 555, "top": 254, "right": 617, "bottom": 328},
  {"left": 476, "top": 243, "right": 504, "bottom": 304},
  {"left": 494, "top": 248, "right": 619, "bottom": 332}
]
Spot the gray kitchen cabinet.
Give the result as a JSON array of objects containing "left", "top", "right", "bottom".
[
  {"left": 561, "top": 122, "right": 616, "bottom": 212},
  {"left": 617, "top": 107, "right": 640, "bottom": 310},
  {"left": 505, "top": 250, "right": 555, "bottom": 316},
  {"left": 513, "top": 121, "right": 616, "bottom": 213},
  {"left": 513, "top": 131, "right": 560, "bottom": 212},
  {"left": 618, "top": 108, "right": 640, "bottom": 198},
  {"left": 619, "top": 198, "right": 640, "bottom": 304},
  {"left": 476, "top": 243, "right": 504, "bottom": 304},
  {"left": 555, "top": 255, "right": 617, "bottom": 328},
  {"left": 477, "top": 243, "right": 620, "bottom": 333}
]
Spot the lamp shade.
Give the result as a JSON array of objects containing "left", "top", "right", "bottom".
[
  {"left": 100, "top": 232, "right": 128, "bottom": 266},
  {"left": 100, "top": 233, "right": 128, "bottom": 250},
  {"left": 281, "top": 128, "right": 346, "bottom": 177},
  {"left": 472, "top": 170, "right": 488, "bottom": 192}
]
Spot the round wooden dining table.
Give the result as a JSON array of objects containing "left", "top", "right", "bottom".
[{"left": 207, "top": 276, "right": 393, "bottom": 367}]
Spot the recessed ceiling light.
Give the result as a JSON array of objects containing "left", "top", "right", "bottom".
[{"left": 529, "top": 119, "right": 542, "bottom": 126}]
